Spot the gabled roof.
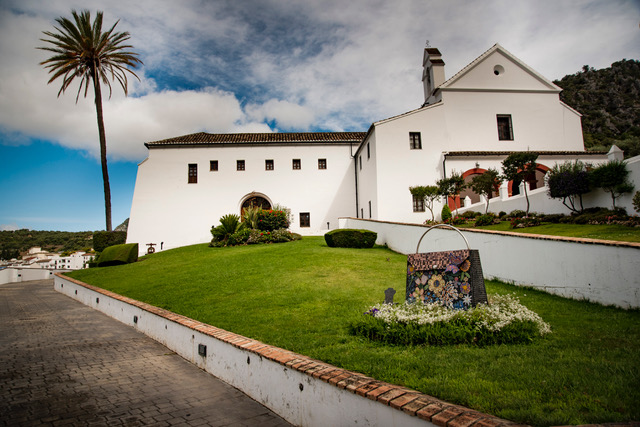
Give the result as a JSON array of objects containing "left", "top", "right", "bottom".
[
  {"left": 438, "top": 43, "right": 562, "bottom": 92},
  {"left": 146, "top": 132, "right": 367, "bottom": 148}
]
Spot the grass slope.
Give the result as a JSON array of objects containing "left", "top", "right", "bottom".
[
  {"left": 461, "top": 222, "right": 640, "bottom": 243},
  {"left": 67, "top": 237, "right": 640, "bottom": 426}
]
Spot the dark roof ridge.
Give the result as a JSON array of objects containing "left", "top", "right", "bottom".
[{"left": 146, "top": 131, "right": 367, "bottom": 147}]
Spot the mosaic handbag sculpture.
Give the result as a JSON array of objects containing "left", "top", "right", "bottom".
[{"left": 406, "top": 224, "right": 488, "bottom": 310}]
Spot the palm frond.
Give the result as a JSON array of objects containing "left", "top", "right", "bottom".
[{"left": 37, "top": 9, "right": 142, "bottom": 102}]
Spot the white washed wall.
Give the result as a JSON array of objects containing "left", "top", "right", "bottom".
[
  {"left": 339, "top": 218, "right": 640, "bottom": 309},
  {"left": 0, "top": 268, "right": 55, "bottom": 285},
  {"left": 54, "top": 275, "right": 432, "bottom": 427},
  {"left": 127, "top": 143, "right": 357, "bottom": 255}
]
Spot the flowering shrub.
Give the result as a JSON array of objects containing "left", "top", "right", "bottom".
[
  {"left": 444, "top": 215, "right": 466, "bottom": 225},
  {"left": 257, "top": 210, "right": 289, "bottom": 231},
  {"left": 349, "top": 294, "right": 551, "bottom": 346}
]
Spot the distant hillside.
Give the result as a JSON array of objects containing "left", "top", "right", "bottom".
[
  {"left": 554, "top": 59, "right": 640, "bottom": 158},
  {"left": 0, "top": 230, "right": 94, "bottom": 259}
]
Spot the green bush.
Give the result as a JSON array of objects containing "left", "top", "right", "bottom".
[
  {"left": 324, "top": 229, "right": 377, "bottom": 248},
  {"left": 461, "top": 211, "right": 481, "bottom": 219},
  {"left": 441, "top": 204, "right": 452, "bottom": 222},
  {"left": 561, "top": 207, "right": 631, "bottom": 225},
  {"left": 93, "top": 231, "right": 127, "bottom": 252},
  {"left": 210, "top": 214, "right": 245, "bottom": 246},
  {"left": 257, "top": 210, "right": 289, "bottom": 231},
  {"left": 498, "top": 211, "right": 507, "bottom": 218},
  {"left": 475, "top": 213, "right": 496, "bottom": 227},
  {"left": 97, "top": 243, "right": 138, "bottom": 267},
  {"left": 633, "top": 191, "right": 640, "bottom": 213},
  {"left": 539, "top": 213, "right": 566, "bottom": 223},
  {"left": 510, "top": 217, "right": 541, "bottom": 228},
  {"left": 508, "top": 209, "right": 527, "bottom": 218},
  {"left": 227, "top": 228, "right": 251, "bottom": 246}
]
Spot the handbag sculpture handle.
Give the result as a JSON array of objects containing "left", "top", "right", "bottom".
[{"left": 415, "top": 224, "right": 471, "bottom": 253}]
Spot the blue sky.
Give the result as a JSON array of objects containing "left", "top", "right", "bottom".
[{"left": 0, "top": 0, "right": 639, "bottom": 231}]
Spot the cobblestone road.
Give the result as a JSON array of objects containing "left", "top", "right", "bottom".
[{"left": 0, "top": 279, "right": 292, "bottom": 426}]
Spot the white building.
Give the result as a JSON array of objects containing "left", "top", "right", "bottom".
[{"left": 127, "top": 44, "right": 609, "bottom": 254}]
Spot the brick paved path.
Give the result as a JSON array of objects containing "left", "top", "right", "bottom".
[{"left": 0, "top": 280, "right": 292, "bottom": 426}]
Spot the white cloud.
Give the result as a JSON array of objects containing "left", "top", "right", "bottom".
[
  {"left": 0, "top": 0, "right": 638, "bottom": 161},
  {"left": 246, "top": 99, "right": 316, "bottom": 130}
]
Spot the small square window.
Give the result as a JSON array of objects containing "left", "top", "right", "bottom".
[
  {"left": 188, "top": 163, "right": 197, "bottom": 184},
  {"left": 265, "top": 159, "right": 274, "bottom": 170},
  {"left": 237, "top": 160, "right": 245, "bottom": 171},
  {"left": 497, "top": 115, "right": 513, "bottom": 140},
  {"left": 368, "top": 201, "right": 372, "bottom": 218},
  {"left": 299, "top": 212, "right": 310, "bottom": 227},
  {"left": 412, "top": 194, "right": 425, "bottom": 212},
  {"left": 409, "top": 132, "right": 422, "bottom": 149},
  {"left": 318, "top": 158, "right": 327, "bottom": 170},
  {"left": 367, "top": 143, "right": 370, "bottom": 159},
  {"left": 293, "top": 159, "right": 301, "bottom": 170},
  {"left": 210, "top": 160, "right": 218, "bottom": 171},
  {"left": 359, "top": 156, "right": 362, "bottom": 170}
]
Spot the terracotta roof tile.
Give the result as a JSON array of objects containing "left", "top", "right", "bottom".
[
  {"left": 146, "top": 132, "right": 367, "bottom": 148},
  {"left": 444, "top": 150, "right": 607, "bottom": 157}
]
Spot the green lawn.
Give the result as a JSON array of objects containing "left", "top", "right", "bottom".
[
  {"left": 66, "top": 237, "right": 640, "bottom": 426},
  {"left": 460, "top": 221, "right": 640, "bottom": 243}
]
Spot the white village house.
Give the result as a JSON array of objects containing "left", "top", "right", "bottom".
[{"left": 127, "top": 43, "right": 615, "bottom": 254}]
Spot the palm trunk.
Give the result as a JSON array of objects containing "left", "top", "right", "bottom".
[{"left": 92, "top": 66, "right": 112, "bottom": 232}]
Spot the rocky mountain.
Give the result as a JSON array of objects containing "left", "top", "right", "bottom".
[{"left": 554, "top": 59, "right": 640, "bottom": 158}]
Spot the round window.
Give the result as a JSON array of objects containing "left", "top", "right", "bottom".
[{"left": 493, "top": 65, "right": 505, "bottom": 76}]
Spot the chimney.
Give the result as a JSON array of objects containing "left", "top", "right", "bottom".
[{"left": 422, "top": 47, "right": 445, "bottom": 105}]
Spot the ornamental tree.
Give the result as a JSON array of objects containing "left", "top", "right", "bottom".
[
  {"left": 546, "top": 160, "right": 591, "bottom": 213},
  {"left": 501, "top": 152, "right": 539, "bottom": 216},
  {"left": 436, "top": 172, "right": 465, "bottom": 215},
  {"left": 469, "top": 168, "right": 502, "bottom": 214},
  {"left": 409, "top": 185, "right": 440, "bottom": 221},
  {"left": 589, "top": 160, "right": 634, "bottom": 209}
]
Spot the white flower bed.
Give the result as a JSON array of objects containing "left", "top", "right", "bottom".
[{"left": 365, "top": 293, "right": 551, "bottom": 335}]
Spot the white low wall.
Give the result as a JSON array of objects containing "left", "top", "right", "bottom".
[
  {"left": 339, "top": 218, "right": 640, "bottom": 309},
  {"left": 0, "top": 268, "right": 55, "bottom": 285},
  {"left": 54, "top": 274, "right": 445, "bottom": 427},
  {"left": 457, "top": 154, "right": 640, "bottom": 217}
]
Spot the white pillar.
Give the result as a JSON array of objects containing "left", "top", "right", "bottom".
[{"left": 500, "top": 182, "right": 509, "bottom": 200}]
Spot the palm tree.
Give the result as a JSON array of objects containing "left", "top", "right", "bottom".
[{"left": 38, "top": 10, "right": 142, "bottom": 231}]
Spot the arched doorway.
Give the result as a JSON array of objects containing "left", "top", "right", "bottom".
[
  {"left": 240, "top": 194, "right": 272, "bottom": 215},
  {"left": 509, "top": 164, "right": 550, "bottom": 196},
  {"left": 459, "top": 168, "right": 488, "bottom": 205}
]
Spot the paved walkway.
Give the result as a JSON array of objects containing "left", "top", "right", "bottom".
[{"left": 0, "top": 279, "right": 292, "bottom": 426}]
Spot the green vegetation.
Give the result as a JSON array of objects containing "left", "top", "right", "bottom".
[
  {"left": 66, "top": 237, "right": 640, "bottom": 426},
  {"left": 96, "top": 243, "right": 138, "bottom": 267},
  {"left": 324, "top": 229, "right": 377, "bottom": 248},
  {"left": 93, "top": 230, "right": 127, "bottom": 252},
  {"left": 555, "top": 60, "right": 640, "bottom": 158},
  {"left": 0, "top": 229, "right": 94, "bottom": 258},
  {"left": 461, "top": 221, "right": 640, "bottom": 243}
]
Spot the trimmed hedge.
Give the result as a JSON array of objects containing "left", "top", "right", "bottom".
[
  {"left": 97, "top": 243, "right": 138, "bottom": 267},
  {"left": 324, "top": 229, "right": 377, "bottom": 248},
  {"left": 93, "top": 231, "right": 127, "bottom": 252}
]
